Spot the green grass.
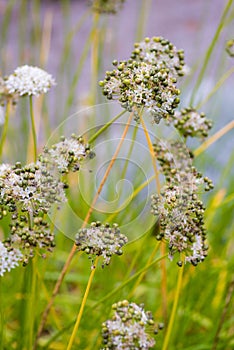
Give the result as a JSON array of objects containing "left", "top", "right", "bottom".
[{"left": 0, "top": 1, "right": 234, "bottom": 349}]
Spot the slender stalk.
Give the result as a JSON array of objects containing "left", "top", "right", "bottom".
[
  {"left": 88, "top": 109, "right": 126, "bottom": 144},
  {"left": 190, "top": 0, "right": 233, "bottom": 106},
  {"left": 139, "top": 114, "right": 168, "bottom": 322},
  {"left": 140, "top": 115, "right": 161, "bottom": 195},
  {"left": 66, "top": 257, "right": 99, "bottom": 350},
  {"left": 42, "top": 253, "right": 168, "bottom": 348},
  {"left": 35, "top": 112, "right": 133, "bottom": 344},
  {"left": 0, "top": 101, "right": 10, "bottom": 159},
  {"left": 162, "top": 261, "right": 185, "bottom": 350},
  {"left": 127, "top": 242, "right": 160, "bottom": 298},
  {"left": 29, "top": 95, "right": 37, "bottom": 162},
  {"left": 196, "top": 66, "right": 234, "bottom": 109},
  {"left": 194, "top": 120, "right": 234, "bottom": 157}
]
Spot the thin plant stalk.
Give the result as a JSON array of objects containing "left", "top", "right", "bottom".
[
  {"left": 35, "top": 112, "right": 133, "bottom": 344},
  {"left": 162, "top": 260, "right": 185, "bottom": 350},
  {"left": 139, "top": 114, "right": 169, "bottom": 322},
  {"left": 194, "top": 120, "right": 234, "bottom": 157},
  {"left": 0, "top": 101, "right": 10, "bottom": 159},
  {"left": 66, "top": 257, "right": 99, "bottom": 350},
  {"left": 190, "top": 0, "right": 233, "bottom": 106},
  {"left": 127, "top": 241, "right": 160, "bottom": 298},
  {"left": 88, "top": 109, "right": 126, "bottom": 144},
  {"left": 29, "top": 95, "right": 37, "bottom": 162},
  {"left": 42, "top": 253, "right": 168, "bottom": 348}
]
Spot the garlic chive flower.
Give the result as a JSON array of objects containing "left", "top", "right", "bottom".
[
  {"left": 170, "top": 108, "right": 212, "bottom": 139},
  {"left": 0, "top": 241, "right": 22, "bottom": 276},
  {"left": 101, "top": 300, "right": 160, "bottom": 349},
  {"left": 90, "top": 0, "right": 125, "bottom": 14},
  {"left": 75, "top": 222, "right": 128, "bottom": 267},
  {"left": 151, "top": 140, "right": 213, "bottom": 265},
  {"left": 40, "top": 134, "right": 95, "bottom": 174},
  {"left": 131, "top": 36, "right": 185, "bottom": 78},
  {"left": 5, "top": 65, "right": 55, "bottom": 97},
  {"left": 99, "top": 36, "right": 184, "bottom": 123}
]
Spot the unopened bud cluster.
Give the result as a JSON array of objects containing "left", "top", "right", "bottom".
[
  {"left": 99, "top": 37, "right": 184, "bottom": 124},
  {"left": 226, "top": 39, "right": 234, "bottom": 57},
  {"left": 90, "top": 0, "right": 125, "bottom": 14},
  {"left": 151, "top": 141, "right": 213, "bottom": 265},
  {"left": 75, "top": 222, "right": 128, "bottom": 267},
  {"left": 101, "top": 300, "right": 161, "bottom": 349},
  {"left": 169, "top": 108, "right": 212, "bottom": 139},
  {"left": 0, "top": 135, "right": 94, "bottom": 274}
]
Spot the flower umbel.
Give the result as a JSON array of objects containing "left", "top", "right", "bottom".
[
  {"left": 169, "top": 107, "right": 213, "bottom": 139},
  {"left": 5, "top": 65, "right": 55, "bottom": 97},
  {"left": 99, "top": 36, "right": 184, "bottom": 124},
  {"left": 101, "top": 300, "right": 160, "bottom": 349},
  {"left": 75, "top": 222, "right": 128, "bottom": 267},
  {"left": 151, "top": 140, "right": 213, "bottom": 265}
]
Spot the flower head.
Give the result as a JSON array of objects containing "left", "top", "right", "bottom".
[
  {"left": 0, "top": 241, "right": 22, "bottom": 276},
  {"left": 40, "top": 134, "right": 95, "bottom": 174},
  {"left": 170, "top": 108, "right": 212, "bottom": 139},
  {"left": 101, "top": 300, "right": 160, "bottom": 349},
  {"left": 100, "top": 36, "right": 185, "bottom": 123},
  {"left": 5, "top": 65, "right": 55, "bottom": 97},
  {"left": 75, "top": 222, "right": 128, "bottom": 267},
  {"left": 151, "top": 140, "right": 213, "bottom": 265}
]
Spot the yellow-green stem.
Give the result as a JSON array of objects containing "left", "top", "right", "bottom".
[
  {"left": 0, "top": 101, "right": 10, "bottom": 159},
  {"left": 190, "top": 0, "right": 233, "bottom": 106},
  {"left": 88, "top": 109, "right": 126, "bottom": 144},
  {"left": 194, "top": 120, "right": 234, "bottom": 157},
  {"left": 162, "top": 261, "right": 184, "bottom": 350},
  {"left": 66, "top": 257, "right": 99, "bottom": 350},
  {"left": 29, "top": 95, "right": 37, "bottom": 162}
]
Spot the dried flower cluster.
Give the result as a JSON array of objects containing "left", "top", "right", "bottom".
[
  {"left": 90, "top": 0, "right": 125, "bottom": 14},
  {"left": 0, "top": 136, "right": 94, "bottom": 273},
  {"left": 99, "top": 36, "right": 184, "bottom": 123},
  {"left": 151, "top": 141, "right": 213, "bottom": 265},
  {"left": 101, "top": 300, "right": 160, "bottom": 349},
  {"left": 5, "top": 65, "right": 55, "bottom": 97},
  {"left": 169, "top": 107, "right": 212, "bottom": 139},
  {"left": 75, "top": 222, "right": 128, "bottom": 267}
]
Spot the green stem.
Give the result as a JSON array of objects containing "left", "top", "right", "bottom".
[
  {"left": 88, "top": 109, "right": 126, "bottom": 144},
  {"left": 42, "top": 253, "right": 168, "bottom": 348},
  {"left": 66, "top": 257, "right": 99, "bottom": 350},
  {"left": 162, "top": 261, "right": 184, "bottom": 350},
  {"left": 29, "top": 95, "right": 37, "bottom": 161},
  {"left": 0, "top": 101, "right": 10, "bottom": 159},
  {"left": 190, "top": 0, "right": 233, "bottom": 106}
]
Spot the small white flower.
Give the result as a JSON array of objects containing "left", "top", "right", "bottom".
[
  {"left": 5, "top": 65, "right": 55, "bottom": 97},
  {"left": 0, "top": 241, "right": 22, "bottom": 276}
]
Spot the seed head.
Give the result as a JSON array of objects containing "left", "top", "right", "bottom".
[
  {"left": 101, "top": 300, "right": 159, "bottom": 349},
  {"left": 75, "top": 222, "right": 128, "bottom": 267}
]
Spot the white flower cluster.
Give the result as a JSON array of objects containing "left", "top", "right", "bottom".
[
  {"left": 42, "top": 135, "right": 94, "bottom": 174},
  {"left": 171, "top": 108, "right": 212, "bottom": 139},
  {"left": 0, "top": 241, "right": 22, "bottom": 276},
  {"left": 100, "top": 36, "right": 185, "bottom": 124},
  {"left": 151, "top": 140, "right": 213, "bottom": 265},
  {"left": 5, "top": 65, "right": 55, "bottom": 97},
  {"left": 101, "top": 300, "right": 157, "bottom": 349},
  {"left": 75, "top": 222, "right": 128, "bottom": 267}
]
